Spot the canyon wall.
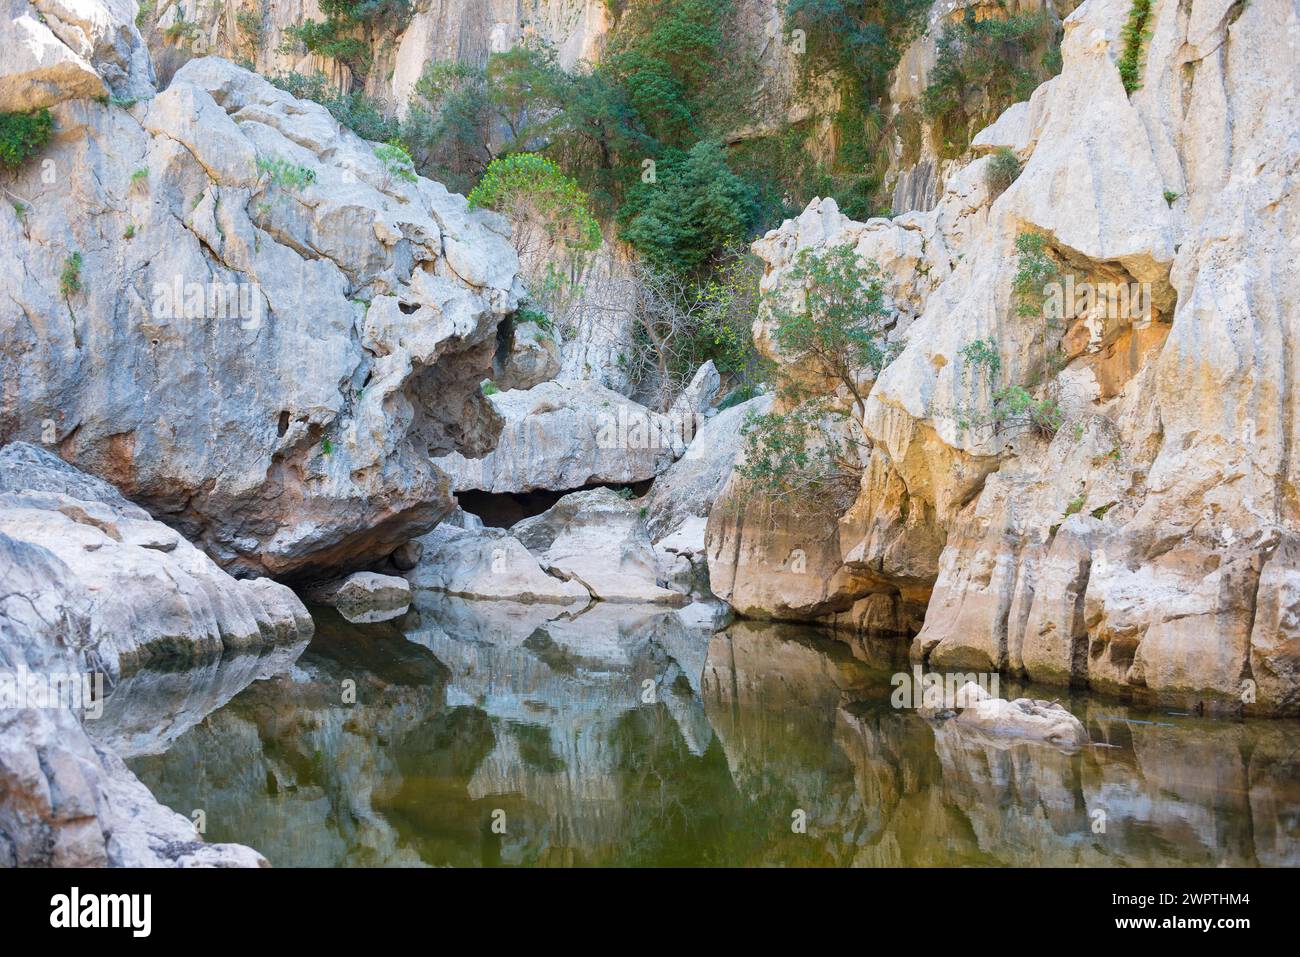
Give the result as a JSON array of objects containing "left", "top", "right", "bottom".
[{"left": 709, "top": 0, "right": 1300, "bottom": 715}]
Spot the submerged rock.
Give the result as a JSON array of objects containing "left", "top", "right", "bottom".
[
  {"left": 926, "top": 681, "right": 1089, "bottom": 750},
  {"left": 305, "top": 571, "right": 412, "bottom": 624}
]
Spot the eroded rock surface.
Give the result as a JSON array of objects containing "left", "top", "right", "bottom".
[
  {"left": 708, "top": 0, "right": 1300, "bottom": 714},
  {"left": 0, "top": 445, "right": 306, "bottom": 867},
  {"left": 0, "top": 41, "right": 521, "bottom": 580}
]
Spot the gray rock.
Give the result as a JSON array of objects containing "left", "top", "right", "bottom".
[
  {"left": 0, "top": 53, "right": 521, "bottom": 580},
  {"left": 513, "top": 488, "right": 686, "bottom": 605},
  {"left": 433, "top": 380, "right": 679, "bottom": 494}
]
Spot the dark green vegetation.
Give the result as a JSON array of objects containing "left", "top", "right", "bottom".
[
  {"left": 921, "top": 6, "right": 1061, "bottom": 157},
  {"left": 0, "top": 109, "right": 53, "bottom": 169}
]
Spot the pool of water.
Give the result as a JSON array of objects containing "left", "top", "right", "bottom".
[{"left": 110, "top": 593, "right": 1300, "bottom": 867}]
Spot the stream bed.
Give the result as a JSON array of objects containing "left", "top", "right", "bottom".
[{"left": 103, "top": 594, "right": 1300, "bottom": 867}]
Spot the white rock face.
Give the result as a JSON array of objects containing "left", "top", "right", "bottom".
[
  {"left": 712, "top": 0, "right": 1300, "bottom": 714},
  {"left": 0, "top": 45, "right": 521, "bottom": 580},
  {"left": 513, "top": 488, "right": 685, "bottom": 605},
  {"left": 433, "top": 380, "right": 679, "bottom": 494},
  {"left": 0, "top": 443, "right": 312, "bottom": 680},
  {"left": 0, "top": 443, "right": 306, "bottom": 867},
  {"left": 406, "top": 522, "right": 591, "bottom": 604},
  {"left": 494, "top": 318, "right": 561, "bottom": 392},
  {"left": 305, "top": 570, "right": 412, "bottom": 622},
  {"left": 0, "top": 0, "right": 155, "bottom": 110}
]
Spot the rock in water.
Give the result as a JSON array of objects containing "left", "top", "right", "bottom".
[
  {"left": 513, "top": 488, "right": 686, "bottom": 605},
  {"left": 0, "top": 444, "right": 309, "bottom": 866},
  {"left": 0, "top": 442, "right": 312, "bottom": 679},
  {"left": 304, "top": 571, "right": 412, "bottom": 623},
  {"left": 0, "top": 46, "right": 521, "bottom": 580}
]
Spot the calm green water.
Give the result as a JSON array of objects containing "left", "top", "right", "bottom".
[{"left": 113, "top": 594, "right": 1300, "bottom": 867}]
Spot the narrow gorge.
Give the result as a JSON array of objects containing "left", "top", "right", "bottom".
[{"left": 0, "top": 0, "right": 1296, "bottom": 872}]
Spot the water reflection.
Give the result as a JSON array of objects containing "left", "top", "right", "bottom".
[{"left": 126, "top": 596, "right": 1300, "bottom": 867}]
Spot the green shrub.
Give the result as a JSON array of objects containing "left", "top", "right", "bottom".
[
  {"left": 481, "top": 380, "right": 500, "bottom": 396},
  {"left": 270, "top": 72, "right": 402, "bottom": 143},
  {"left": 60, "top": 252, "right": 83, "bottom": 299},
  {"left": 1117, "top": 0, "right": 1153, "bottom": 94},
  {"left": 374, "top": 141, "right": 418, "bottom": 183},
  {"left": 617, "top": 141, "right": 756, "bottom": 273},
  {"left": 469, "top": 153, "right": 602, "bottom": 252},
  {"left": 0, "top": 109, "right": 53, "bottom": 169},
  {"left": 256, "top": 155, "right": 316, "bottom": 191},
  {"left": 985, "top": 147, "right": 1021, "bottom": 196}
]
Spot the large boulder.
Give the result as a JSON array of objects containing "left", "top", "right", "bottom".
[
  {"left": 405, "top": 521, "right": 591, "bottom": 604},
  {"left": 513, "top": 487, "right": 685, "bottom": 605},
  {"left": 0, "top": 53, "right": 521, "bottom": 580},
  {"left": 433, "top": 380, "right": 679, "bottom": 494},
  {"left": 0, "top": 442, "right": 311, "bottom": 679}
]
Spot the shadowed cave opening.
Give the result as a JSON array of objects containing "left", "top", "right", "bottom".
[{"left": 457, "top": 478, "right": 654, "bottom": 528}]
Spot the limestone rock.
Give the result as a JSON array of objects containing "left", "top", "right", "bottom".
[
  {"left": 953, "top": 694, "right": 1089, "bottom": 750},
  {"left": 0, "top": 0, "right": 154, "bottom": 111},
  {"left": 494, "top": 316, "right": 561, "bottom": 392},
  {"left": 0, "top": 442, "right": 312, "bottom": 680},
  {"left": 0, "top": 445, "right": 300, "bottom": 867},
  {"left": 433, "top": 380, "right": 678, "bottom": 494},
  {"left": 405, "top": 522, "right": 591, "bottom": 605},
  {"left": 0, "top": 55, "right": 521, "bottom": 580},
  {"left": 513, "top": 488, "right": 686, "bottom": 605},
  {"left": 306, "top": 571, "right": 412, "bottom": 624}
]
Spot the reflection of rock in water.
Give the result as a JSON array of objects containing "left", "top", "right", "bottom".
[
  {"left": 129, "top": 607, "right": 455, "bottom": 867},
  {"left": 705, "top": 621, "right": 1300, "bottom": 866},
  {"left": 405, "top": 594, "right": 726, "bottom": 864},
  {"left": 131, "top": 599, "right": 1300, "bottom": 867},
  {"left": 91, "top": 640, "right": 308, "bottom": 759}
]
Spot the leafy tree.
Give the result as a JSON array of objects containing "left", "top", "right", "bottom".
[
  {"left": 736, "top": 244, "right": 894, "bottom": 498},
  {"left": 618, "top": 141, "right": 757, "bottom": 273},
  {"left": 767, "top": 243, "right": 893, "bottom": 415},
  {"left": 468, "top": 153, "right": 602, "bottom": 253}
]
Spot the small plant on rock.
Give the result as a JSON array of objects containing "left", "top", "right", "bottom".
[{"left": 0, "top": 109, "right": 53, "bottom": 169}]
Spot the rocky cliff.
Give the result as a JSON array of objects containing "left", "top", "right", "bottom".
[
  {"left": 709, "top": 0, "right": 1300, "bottom": 715},
  {"left": 1, "top": 5, "right": 522, "bottom": 580}
]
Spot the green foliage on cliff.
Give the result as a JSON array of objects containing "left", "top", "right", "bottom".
[
  {"left": 468, "top": 153, "right": 602, "bottom": 252},
  {"left": 735, "top": 244, "right": 892, "bottom": 498},
  {"left": 1118, "top": 0, "right": 1153, "bottom": 93},
  {"left": 0, "top": 109, "right": 53, "bottom": 169},
  {"left": 782, "top": 0, "right": 930, "bottom": 101},
  {"left": 922, "top": 7, "right": 1061, "bottom": 158},
  {"left": 618, "top": 142, "right": 758, "bottom": 273},
  {"left": 270, "top": 72, "right": 402, "bottom": 143},
  {"left": 281, "top": 0, "right": 412, "bottom": 78}
]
